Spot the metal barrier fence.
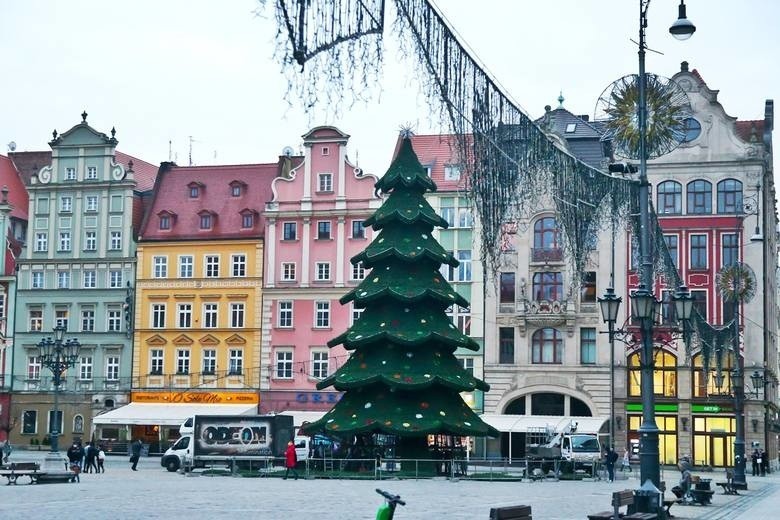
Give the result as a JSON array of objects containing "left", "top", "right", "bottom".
[{"left": 186, "top": 456, "right": 612, "bottom": 481}]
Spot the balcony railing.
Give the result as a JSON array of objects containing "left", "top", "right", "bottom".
[{"left": 531, "top": 247, "right": 563, "bottom": 263}]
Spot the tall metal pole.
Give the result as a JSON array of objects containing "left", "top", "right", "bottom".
[
  {"left": 609, "top": 218, "right": 616, "bottom": 448},
  {"left": 733, "top": 298, "right": 747, "bottom": 486},
  {"left": 637, "top": 0, "right": 661, "bottom": 490},
  {"left": 51, "top": 359, "right": 61, "bottom": 453}
]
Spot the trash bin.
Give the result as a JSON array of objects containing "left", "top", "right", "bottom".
[{"left": 631, "top": 479, "right": 663, "bottom": 519}]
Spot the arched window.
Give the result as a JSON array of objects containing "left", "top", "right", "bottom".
[
  {"left": 532, "top": 272, "right": 563, "bottom": 301},
  {"left": 73, "top": 414, "right": 84, "bottom": 434},
  {"left": 692, "top": 352, "right": 735, "bottom": 397},
  {"left": 628, "top": 349, "right": 677, "bottom": 397},
  {"left": 687, "top": 180, "right": 712, "bottom": 214},
  {"left": 717, "top": 179, "right": 743, "bottom": 214},
  {"left": 532, "top": 328, "right": 563, "bottom": 364},
  {"left": 533, "top": 217, "right": 559, "bottom": 249},
  {"left": 657, "top": 181, "right": 682, "bottom": 214}
]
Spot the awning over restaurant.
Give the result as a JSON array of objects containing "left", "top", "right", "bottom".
[
  {"left": 478, "top": 414, "right": 609, "bottom": 434},
  {"left": 93, "top": 403, "right": 258, "bottom": 426}
]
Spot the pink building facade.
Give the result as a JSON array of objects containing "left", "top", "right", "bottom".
[{"left": 260, "top": 126, "right": 380, "bottom": 419}]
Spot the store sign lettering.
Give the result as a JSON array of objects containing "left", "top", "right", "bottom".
[
  {"left": 172, "top": 392, "right": 223, "bottom": 404},
  {"left": 296, "top": 392, "right": 339, "bottom": 404}
]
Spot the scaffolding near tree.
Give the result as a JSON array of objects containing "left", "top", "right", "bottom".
[{"left": 300, "top": 136, "right": 498, "bottom": 451}]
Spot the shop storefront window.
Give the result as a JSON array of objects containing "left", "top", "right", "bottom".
[
  {"left": 628, "top": 349, "right": 677, "bottom": 397},
  {"left": 693, "top": 416, "right": 735, "bottom": 467},
  {"left": 628, "top": 414, "right": 678, "bottom": 464}
]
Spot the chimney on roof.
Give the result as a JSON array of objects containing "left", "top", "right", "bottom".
[{"left": 680, "top": 61, "right": 689, "bottom": 72}]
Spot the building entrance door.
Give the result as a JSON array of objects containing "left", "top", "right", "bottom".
[{"left": 710, "top": 434, "right": 729, "bottom": 467}]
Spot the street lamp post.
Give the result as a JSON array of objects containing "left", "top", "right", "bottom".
[
  {"left": 633, "top": 0, "right": 695, "bottom": 500},
  {"left": 38, "top": 326, "right": 81, "bottom": 455}
]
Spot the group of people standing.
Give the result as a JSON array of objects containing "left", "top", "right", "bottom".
[
  {"left": 751, "top": 448, "right": 770, "bottom": 476},
  {"left": 66, "top": 441, "right": 107, "bottom": 475}
]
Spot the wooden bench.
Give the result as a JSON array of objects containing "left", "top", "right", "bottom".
[
  {"left": 587, "top": 490, "right": 658, "bottom": 520},
  {"left": 0, "top": 461, "right": 77, "bottom": 485},
  {"left": 0, "top": 462, "right": 41, "bottom": 485},
  {"left": 715, "top": 470, "right": 739, "bottom": 495},
  {"left": 489, "top": 505, "right": 532, "bottom": 520}
]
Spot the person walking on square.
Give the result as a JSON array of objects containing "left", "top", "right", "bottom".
[
  {"left": 605, "top": 446, "right": 618, "bottom": 482},
  {"left": 751, "top": 449, "right": 760, "bottom": 476},
  {"left": 621, "top": 448, "right": 631, "bottom": 473},
  {"left": 97, "top": 445, "right": 106, "bottom": 473},
  {"left": 84, "top": 442, "right": 98, "bottom": 473},
  {"left": 760, "top": 449, "right": 768, "bottom": 476},
  {"left": 130, "top": 439, "right": 143, "bottom": 471},
  {"left": 283, "top": 441, "right": 298, "bottom": 480}
]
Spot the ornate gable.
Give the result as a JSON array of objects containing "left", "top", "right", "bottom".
[
  {"left": 172, "top": 334, "right": 194, "bottom": 345},
  {"left": 199, "top": 334, "right": 220, "bottom": 346},
  {"left": 145, "top": 334, "right": 167, "bottom": 346},
  {"left": 225, "top": 334, "right": 246, "bottom": 346}
]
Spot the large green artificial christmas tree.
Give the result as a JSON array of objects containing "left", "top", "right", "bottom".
[{"left": 301, "top": 136, "right": 498, "bottom": 456}]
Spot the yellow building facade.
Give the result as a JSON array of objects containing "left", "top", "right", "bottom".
[{"left": 133, "top": 239, "right": 263, "bottom": 393}]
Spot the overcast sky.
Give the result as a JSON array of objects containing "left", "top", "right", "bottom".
[{"left": 2, "top": 1, "right": 778, "bottom": 181}]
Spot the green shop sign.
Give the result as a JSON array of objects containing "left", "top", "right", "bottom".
[
  {"left": 625, "top": 403, "right": 679, "bottom": 413},
  {"left": 691, "top": 404, "right": 732, "bottom": 413}
]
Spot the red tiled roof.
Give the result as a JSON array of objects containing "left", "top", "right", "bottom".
[
  {"left": 140, "top": 162, "right": 279, "bottom": 241},
  {"left": 690, "top": 68, "right": 706, "bottom": 85},
  {"left": 115, "top": 151, "right": 158, "bottom": 192},
  {"left": 0, "top": 154, "right": 29, "bottom": 220},
  {"left": 394, "top": 134, "right": 473, "bottom": 192},
  {"left": 8, "top": 151, "right": 52, "bottom": 186},
  {"left": 735, "top": 120, "right": 765, "bottom": 143}
]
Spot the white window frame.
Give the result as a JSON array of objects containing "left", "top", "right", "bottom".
[
  {"left": 317, "top": 172, "right": 333, "bottom": 192},
  {"left": 83, "top": 270, "right": 97, "bottom": 289},
  {"left": 231, "top": 254, "right": 246, "bottom": 277},
  {"left": 59, "top": 196, "right": 73, "bottom": 213},
  {"left": 177, "top": 303, "right": 192, "bottom": 328},
  {"left": 58, "top": 231, "right": 71, "bottom": 252},
  {"left": 107, "top": 307, "right": 122, "bottom": 332},
  {"left": 179, "top": 255, "right": 194, "bottom": 278},
  {"left": 110, "top": 231, "right": 122, "bottom": 250},
  {"left": 85, "top": 195, "right": 98, "bottom": 212},
  {"left": 79, "top": 356, "right": 93, "bottom": 380},
  {"left": 230, "top": 302, "right": 245, "bottom": 328},
  {"left": 27, "top": 356, "right": 41, "bottom": 380},
  {"left": 315, "top": 262, "right": 331, "bottom": 281},
  {"left": 151, "top": 303, "right": 166, "bottom": 329},
  {"left": 205, "top": 255, "right": 220, "bottom": 278},
  {"left": 57, "top": 271, "right": 70, "bottom": 289},
  {"left": 105, "top": 356, "right": 120, "bottom": 381},
  {"left": 54, "top": 307, "right": 69, "bottom": 330},
  {"left": 281, "top": 262, "right": 296, "bottom": 282},
  {"left": 81, "top": 308, "right": 95, "bottom": 332},
  {"left": 150, "top": 349, "right": 164, "bottom": 375},
  {"left": 84, "top": 231, "right": 97, "bottom": 251},
  {"left": 202, "top": 349, "right": 216, "bottom": 374},
  {"left": 109, "top": 270, "right": 123, "bottom": 288},
  {"left": 351, "top": 305, "right": 364, "bottom": 325},
  {"left": 351, "top": 261, "right": 366, "bottom": 281},
  {"left": 31, "top": 271, "right": 44, "bottom": 289},
  {"left": 311, "top": 351, "right": 329, "bottom": 379},
  {"left": 176, "top": 349, "right": 190, "bottom": 375},
  {"left": 444, "top": 165, "right": 461, "bottom": 181},
  {"left": 314, "top": 300, "right": 330, "bottom": 328},
  {"left": 228, "top": 349, "right": 243, "bottom": 375},
  {"left": 86, "top": 166, "right": 97, "bottom": 180},
  {"left": 29, "top": 308, "right": 43, "bottom": 331},
  {"left": 203, "top": 303, "right": 218, "bottom": 328},
  {"left": 65, "top": 167, "right": 76, "bottom": 180},
  {"left": 153, "top": 256, "right": 168, "bottom": 278},
  {"left": 275, "top": 350, "right": 293, "bottom": 379},
  {"left": 35, "top": 232, "right": 48, "bottom": 252},
  {"left": 277, "top": 301, "right": 293, "bottom": 328}
]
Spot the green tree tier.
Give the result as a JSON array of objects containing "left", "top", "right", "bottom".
[{"left": 301, "top": 136, "right": 498, "bottom": 440}]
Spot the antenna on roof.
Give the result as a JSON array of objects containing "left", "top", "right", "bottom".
[
  {"left": 188, "top": 136, "right": 195, "bottom": 166},
  {"left": 168, "top": 140, "right": 173, "bottom": 162}
]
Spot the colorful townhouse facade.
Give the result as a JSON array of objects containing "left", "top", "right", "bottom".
[
  {"left": 0, "top": 154, "right": 28, "bottom": 439},
  {"left": 95, "top": 162, "right": 278, "bottom": 448},
  {"left": 260, "top": 126, "right": 380, "bottom": 424},
  {"left": 8, "top": 114, "right": 158, "bottom": 448},
  {"left": 402, "top": 134, "right": 486, "bottom": 414},
  {"left": 615, "top": 63, "right": 778, "bottom": 468}
]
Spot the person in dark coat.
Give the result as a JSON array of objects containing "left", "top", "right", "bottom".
[
  {"left": 84, "top": 442, "right": 98, "bottom": 473},
  {"left": 760, "top": 449, "right": 768, "bottom": 476},
  {"left": 751, "top": 449, "right": 760, "bottom": 476},
  {"left": 605, "top": 446, "right": 618, "bottom": 482},
  {"left": 130, "top": 439, "right": 143, "bottom": 471},
  {"left": 283, "top": 441, "right": 298, "bottom": 480},
  {"left": 66, "top": 443, "right": 82, "bottom": 482}
]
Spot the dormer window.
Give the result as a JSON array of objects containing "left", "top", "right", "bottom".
[
  {"left": 240, "top": 209, "right": 257, "bottom": 229},
  {"left": 188, "top": 182, "right": 204, "bottom": 198},
  {"left": 230, "top": 180, "right": 247, "bottom": 197},
  {"left": 198, "top": 210, "right": 215, "bottom": 230},
  {"left": 157, "top": 210, "right": 177, "bottom": 231}
]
